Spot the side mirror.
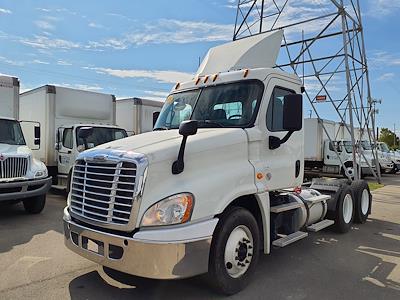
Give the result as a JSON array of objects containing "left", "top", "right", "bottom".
[
  {"left": 269, "top": 94, "right": 303, "bottom": 150},
  {"left": 153, "top": 111, "right": 160, "bottom": 127},
  {"left": 172, "top": 120, "right": 198, "bottom": 175},
  {"left": 283, "top": 94, "right": 303, "bottom": 132},
  {"left": 78, "top": 127, "right": 94, "bottom": 139},
  {"left": 179, "top": 120, "right": 198, "bottom": 136},
  {"left": 34, "top": 125, "right": 41, "bottom": 146}
]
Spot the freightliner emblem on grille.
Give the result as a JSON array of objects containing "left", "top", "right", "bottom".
[{"left": 0, "top": 154, "right": 5, "bottom": 161}]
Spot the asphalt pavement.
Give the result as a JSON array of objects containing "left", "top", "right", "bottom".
[{"left": 0, "top": 179, "right": 399, "bottom": 300}]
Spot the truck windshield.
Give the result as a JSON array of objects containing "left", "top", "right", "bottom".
[
  {"left": 361, "top": 141, "right": 372, "bottom": 151},
  {"left": 380, "top": 143, "right": 390, "bottom": 153},
  {"left": 0, "top": 119, "right": 26, "bottom": 145},
  {"left": 76, "top": 127, "right": 127, "bottom": 148},
  {"left": 342, "top": 141, "right": 353, "bottom": 153},
  {"left": 154, "top": 80, "right": 264, "bottom": 130}
]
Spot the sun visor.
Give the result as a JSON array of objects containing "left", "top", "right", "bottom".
[{"left": 196, "top": 30, "right": 283, "bottom": 77}]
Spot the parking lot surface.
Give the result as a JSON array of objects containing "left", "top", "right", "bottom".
[{"left": 0, "top": 179, "right": 399, "bottom": 300}]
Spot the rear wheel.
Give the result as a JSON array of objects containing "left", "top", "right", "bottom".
[
  {"left": 351, "top": 180, "right": 371, "bottom": 224},
  {"left": 23, "top": 194, "right": 46, "bottom": 214},
  {"left": 334, "top": 186, "right": 354, "bottom": 233},
  {"left": 208, "top": 207, "right": 260, "bottom": 295}
]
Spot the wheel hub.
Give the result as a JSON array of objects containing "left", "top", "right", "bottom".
[{"left": 224, "top": 225, "right": 254, "bottom": 278}]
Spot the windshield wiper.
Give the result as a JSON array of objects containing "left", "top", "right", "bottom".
[
  {"left": 153, "top": 127, "right": 168, "bottom": 131},
  {"left": 197, "top": 120, "right": 225, "bottom": 128}
]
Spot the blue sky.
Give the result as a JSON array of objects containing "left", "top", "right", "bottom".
[{"left": 0, "top": 0, "right": 399, "bottom": 130}]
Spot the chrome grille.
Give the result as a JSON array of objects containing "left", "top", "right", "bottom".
[
  {"left": 0, "top": 157, "right": 28, "bottom": 179},
  {"left": 70, "top": 159, "right": 137, "bottom": 225}
]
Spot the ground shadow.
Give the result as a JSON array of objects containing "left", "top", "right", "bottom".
[
  {"left": 0, "top": 192, "right": 66, "bottom": 253},
  {"left": 68, "top": 217, "right": 400, "bottom": 300}
]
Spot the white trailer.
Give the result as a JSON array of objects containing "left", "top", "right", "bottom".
[
  {"left": 0, "top": 75, "right": 51, "bottom": 213},
  {"left": 305, "top": 118, "right": 375, "bottom": 178},
  {"left": 64, "top": 31, "right": 373, "bottom": 295},
  {"left": 20, "top": 85, "right": 128, "bottom": 190},
  {"left": 116, "top": 98, "right": 163, "bottom": 135}
]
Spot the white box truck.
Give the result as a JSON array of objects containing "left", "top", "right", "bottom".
[
  {"left": 0, "top": 75, "right": 51, "bottom": 213},
  {"left": 19, "top": 85, "right": 128, "bottom": 191},
  {"left": 304, "top": 118, "right": 376, "bottom": 178},
  {"left": 116, "top": 98, "right": 163, "bottom": 135},
  {"left": 63, "top": 31, "right": 372, "bottom": 295}
]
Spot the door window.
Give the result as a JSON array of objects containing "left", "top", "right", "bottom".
[
  {"left": 266, "top": 87, "right": 294, "bottom": 132},
  {"left": 62, "top": 128, "right": 73, "bottom": 149}
]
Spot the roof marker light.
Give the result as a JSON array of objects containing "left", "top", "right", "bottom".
[
  {"left": 243, "top": 69, "right": 249, "bottom": 78},
  {"left": 195, "top": 77, "right": 201, "bottom": 85},
  {"left": 212, "top": 74, "right": 218, "bottom": 82},
  {"left": 175, "top": 82, "right": 180, "bottom": 90},
  {"left": 204, "top": 76, "right": 209, "bottom": 84}
]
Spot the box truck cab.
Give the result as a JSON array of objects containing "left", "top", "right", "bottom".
[
  {"left": 63, "top": 31, "right": 372, "bottom": 295},
  {"left": 361, "top": 141, "right": 394, "bottom": 174},
  {"left": 20, "top": 85, "right": 128, "bottom": 190},
  {"left": 0, "top": 76, "right": 51, "bottom": 213}
]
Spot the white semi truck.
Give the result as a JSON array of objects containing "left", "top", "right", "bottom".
[
  {"left": 63, "top": 31, "right": 372, "bottom": 295},
  {"left": 19, "top": 85, "right": 128, "bottom": 191},
  {"left": 0, "top": 75, "right": 51, "bottom": 213},
  {"left": 304, "top": 118, "right": 375, "bottom": 178},
  {"left": 116, "top": 98, "right": 163, "bottom": 135}
]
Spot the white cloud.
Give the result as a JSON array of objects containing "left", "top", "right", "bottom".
[
  {"left": 19, "top": 35, "right": 80, "bottom": 50},
  {"left": 369, "top": 51, "right": 400, "bottom": 68},
  {"left": 88, "top": 22, "right": 104, "bottom": 29},
  {"left": 0, "top": 56, "right": 24, "bottom": 66},
  {"left": 144, "top": 90, "right": 169, "bottom": 98},
  {"left": 86, "top": 67, "right": 193, "bottom": 83},
  {"left": 0, "top": 8, "right": 11, "bottom": 14},
  {"left": 368, "top": 0, "right": 400, "bottom": 17},
  {"left": 32, "top": 59, "right": 49, "bottom": 65},
  {"left": 88, "top": 19, "right": 232, "bottom": 49},
  {"left": 35, "top": 20, "right": 55, "bottom": 31},
  {"left": 377, "top": 72, "right": 395, "bottom": 81},
  {"left": 57, "top": 60, "right": 72, "bottom": 66}
]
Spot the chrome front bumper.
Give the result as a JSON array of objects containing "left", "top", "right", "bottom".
[{"left": 63, "top": 208, "right": 218, "bottom": 279}]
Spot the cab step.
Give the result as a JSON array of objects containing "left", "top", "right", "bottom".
[
  {"left": 302, "top": 195, "right": 331, "bottom": 204},
  {"left": 307, "top": 219, "right": 335, "bottom": 232},
  {"left": 270, "top": 202, "right": 302, "bottom": 213},
  {"left": 51, "top": 184, "right": 66, "bottom": 190},
  {"left": 272, "top": 231, "right": 308, "bottom": 248}
]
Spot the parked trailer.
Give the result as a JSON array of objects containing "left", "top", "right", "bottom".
[
  {"left": 304, "top": 118, "right": 375, "bottom": 178},
  {"left": 116, "top": 98, "right": 163, "bottom": 135},
  {"left": 63, "top": 31, "right": 372, "bottom": 295},
  {"left": 19, "top": 85, "right": 128, "bottom": 190},
  {"left": 0, "top": 75, "right": 51, "bottom": 213}
]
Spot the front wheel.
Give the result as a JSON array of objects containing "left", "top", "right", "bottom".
[
  {"left": 23, "top": 194, "right": 46, "bottom": 214},
  {"left": 208, "top": 207, "right": 260, "bottom": 295}
]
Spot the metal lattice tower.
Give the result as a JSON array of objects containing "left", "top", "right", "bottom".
[{"left": 233, "top": 0, "right": 380, "bottom": 182}]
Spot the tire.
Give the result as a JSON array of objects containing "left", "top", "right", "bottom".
[
  {"left": 334, "top": 186, "right": 354, "bottom": 233},
  {"left": 23, "top": 194, "right": 46, "bottom": 214},
  {"left": 208, "top": 207, "right": 260, "bottom": 295},
  {"left": 351, "top": 180, "right": 372, "bottom": 224}
]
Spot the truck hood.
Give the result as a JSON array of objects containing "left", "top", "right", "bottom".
[
  {"left": 0, "top": 143, "right": 31, "bottom": 156},
  {"left": 89, "top": 128, "right": 248, "bottom": 163}
]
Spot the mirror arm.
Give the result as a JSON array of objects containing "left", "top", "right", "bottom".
[
  {"left": 172, "top": 136, "right": 188, "bottom": 175},
  {"left": 269, "top": 131, "right": 294, "bottom": 150}
]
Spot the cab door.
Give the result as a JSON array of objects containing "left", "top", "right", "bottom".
[
  {"left": 57, "top": 127, "right": 74, "bottom": 176},
  {"left": 254, "top": 78, "right": 303, "bottom": 191}
]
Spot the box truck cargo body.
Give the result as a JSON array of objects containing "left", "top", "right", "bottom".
[
  {"left": 0, "top": 75, "right": 19, "bottom": 119},
  {"left": 116, "top": 98, "right": 163, "bottom": 135},
  {"left": 0, "top": 76, "right": 51, "bottom": 212},
  {"left": 20, "top": 85, "right": 127, "bottom": 189}
]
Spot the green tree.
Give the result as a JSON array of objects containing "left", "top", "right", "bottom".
[{"left": 379, "top": 128, "right": 399, "bottom": 150}]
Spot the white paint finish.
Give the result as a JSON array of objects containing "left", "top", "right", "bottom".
[
  {"left": 0, "top": 75, "right": 19, "bottom": 119},
  {"left": 196, "top": 30, "right": 283, "bottom": 76},
  {"left": 133, "top": 218, "right": 218, "bottom": 243},
  {"left": 304, "top": 118, "right": 336, "bottom": 161}
]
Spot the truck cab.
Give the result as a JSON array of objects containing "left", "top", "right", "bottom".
[
  {"left": 361, "top": 141, "right": 394, "bottom": 173},
  {"left": 63, "top": 31, "right": 372, "bottom": 295},
  {"left": 0, "top": 117, "right": 51, "bottom": 213},
  {"left": 56, "top": 124, "right": 128, "bottom": 190}
]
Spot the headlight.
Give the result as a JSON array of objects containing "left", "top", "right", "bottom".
[
  {"left": 141, "top": 193, "right": 194, "bottom": 227},
  {"left": 35, "top": 168, "right": 48, "bottom": 178}
]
